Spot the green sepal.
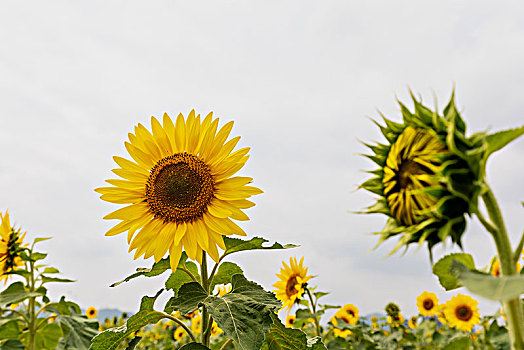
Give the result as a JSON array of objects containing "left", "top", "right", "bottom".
[
  {"left": 33, "top": 237, "right": 52, "bottom": 245},
  {"left": 484, "top": 125, "right": 524, "bottom": 158},
  {"left": 0, "top": 282, "right": 45, "bottom": 306},
  {"left": 450, "top": 259, "right": 524, "bottom": 301},
  {"left": 432, "top": 253, "right": 475, "bottom": 290}
]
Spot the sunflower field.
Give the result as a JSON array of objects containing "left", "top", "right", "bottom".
[{"left": 1, "top": 93, "right": 524, "bottom": 350}]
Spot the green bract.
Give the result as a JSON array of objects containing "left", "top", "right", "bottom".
[{"left": 361, "top": 91, "right": 486, "bottom": 255}]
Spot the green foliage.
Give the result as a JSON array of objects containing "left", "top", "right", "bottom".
[
  {"left": 110, "top": 257, "right": 172, "bottom": 287},
  {"left": 0, "top": 282, "right": 44, "bottom": 306},
  {"left": 34, "top": 323, "right": 63, "bottom": 350},
  {"left": 432, "top": 253, "right": 475, "bottom": 290},
  {"left": 223, "top": 237, "right": 298, "bottom": 257},
  {"left": 262, "top": 314, "right": 327, "bottom": 350},
  {"left": 450, "top": 259, "right": 524, "bottom": 301},
  {"left": 484, "top": 125, "right": 524, "bottom": 159},
  {"left": 179, "top": 343, "right": 211, "bottom": 350},
  {"left": 164, "top": 261, "right": 200, "bottom": 298},
  {"left": 441, "top": 336, "right": 470, "bottom": 350},
  {"left": 209, "top": 262, "right": 243, "bottom": 292}
]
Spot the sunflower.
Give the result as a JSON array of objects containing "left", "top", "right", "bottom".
[
  {"left": 341, "top": 304, "right": 359, "bottom": 322},
  {"left": 490, "top": 257, "right": 521, "bottom": 277},
  {"left": 387, "top": 313, "right": 404, "bottom": 327},
  {"left": 408, "top": 316, "right": 417, "bottom": 329},
  {"left": 174, "top": 327, "right": 185, "bottom": 341},
  {"left": 216, "top": 284, "right": 231, "bottom": 296},
  {"left": 210, "top": 320, "right": 223, "bottom": 337},
  {"left": 285, "top": 314, "right": 296, "bottom": 328},
  {"left": 416, "top": 291, "right": 439, "bottom": 316},
  {"left": 0, "top": 211, "right": 27, "bottom": 282},
  {"left": 191, "top": 313, "right": 202, "bottom": 335},
  {"left": 331, "top": 310, "right": 353, "bottom": 338},
  {"left": 361, "top": 92, "right": 484, "bottom": 254},
  {"left": 86, "top": 306, "right": 98, "bottom": 319},
  {"left": 273, "top": 257, "right": 312, "bottom": 312},
  {"left": 444, "top": 294, "right": 480, "bottom": 332},
  {"left": 436, "top": 304, "right": 448, "bottom": 325},
  {"left": 96, "top": 111, "right": 262, "bottom": 270}
]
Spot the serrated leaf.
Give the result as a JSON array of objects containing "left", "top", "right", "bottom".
[
  {"left": 110, "top": 257, "right": 172, "bottom": 287},
  {"left": 432, "top": 253, "right": 475, "bottom": 290},
  {"left": 451, "top": 260, "right": 524, "bottom": 301},
  {"left": 57, "top": 314, "right": 99, "bottom": 350},
  {"left": 0, "top": 340, "right": 25, "bottom": 350},
  {"left": 35, "top": 322, "right": 63, "bottom": 350},
  {"left": 485, "top": 125, "right": 524, "bottom": 158},
  {"left": 179, "top": 343, "right": 211, "bottom": 350},
  {"left": 223, "top": 237, "right": 298, "bottom": 257},
  {"left": 209, "top": 262, "right": 243, "bottom": 292},
  {"left": 263, "top": 314, "right": 327, "bottom": 350},
  {"left": 89, "top": 311, "right": 165, "bottom": 350},
  {"left": 164, "top": 261, "right": 199, "bottom": 297},
  {"left": 0, "top": 320, "right": 20, "bottom": 340},
  {"left": 140, "top": 289, "right": 163, "bottom": 311},
  {"left": 0, "top": 282, "right": 45, "bottom": 306},
  {"left": 203, "top": 275, "right": 281, "bottom": 350},
  {"left": 164, "top": 282, "right": 207, "bottom": 315}
]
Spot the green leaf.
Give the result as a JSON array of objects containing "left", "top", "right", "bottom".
[
  {"left": 0, "top": 320, "right": 20, "bottom": 340},
  {"left": 33, "top": 237, "right": 52, "bottom": 245},
  {"left": 262, "top": 314, "right": 327, "bottom": 350},
  {"left": 202, "top": 275, "right": 281, "bottom": 350},
  {"left": 164, "top": 261, "right": 199, "bottom": 297},
  {"left": 209, "top": 262, "right": 243, "bottom": 292},
  {"left": 89, "top": 310, "right": 165, "bottom": 350},
  {"left": 432, "top": 253, "right": 475, "bottom": 290},
  {"left": 41, "top": 276, "right": 75, "bottom": 284},
  {"left": 0, "top": 340, "right": 25, "bottom": 350},
  {"left": 31, "top": 252, "right": 48, "bottom": 261},
  {"left": 450, "top": 260, "right": 524, "bottom": 301},
  {"left": 35, "top": 322, "right": 63, "bottom": 350},
  {"left": 42, "top": 267, "right": 60, "bottom": 274},
  {"left": 442, "top": 336, "right": 470, "bottom": 350},
  {"left": 56, "top": 314, "right": 99, "bottom": 350},
  {"left": 45, "top": 296, "right": 82, "bottom": 316},
  {"left": 110, "top": 256, "right": 172, "bottom": 287},
  {"left": 0, "top": 282, "right": 45, "bottom": 306},
  {"left": 124, "top": 337, "right": 141, "bottom": 350},
  {"left": 140, "top": 289, "right": 163, "bottom": 311},
  {"left": 223, "top": 237, "right": 298, "bottom": 257},
  {"left": 179, "top": 343, "right": 211, "bottom": 350},
  {"left": 164, "top": 282, "right": 207, "bottom": 315},
  {"left": 485, "top": 125, "right": 524, "bottom": 158}
]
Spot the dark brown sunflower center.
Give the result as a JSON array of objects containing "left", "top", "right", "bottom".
[
  {"left": 146, "top": 153, "right": 214, "bottom": 223},
  {"left": 455, "top": 305, "right": 472, "bottom": 321},
  {"left": 88, "top": 310, "right": 95, "bottom": 316},
  {"left": 423, "top": 299, "right": 434, "bottom": 310},
  {"left": 285, "top": 275, "right": 300, "bottom": 297},
  {"left": 288, "top": 317, "right": 295, "bottom": 325},
  {"left": 398, "top": 159, "right": 425, "bottom": 189},
  {"left": 340, "top": 315, "right": 350, "bottom": 323},
  {"left": 347, "top": 310, "right": 355, "bottom": 317}
]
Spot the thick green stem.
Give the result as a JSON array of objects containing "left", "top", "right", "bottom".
[
  {"left": 481, "top": 186, "right": 524, "bottom": 350},
  {"left": 305, "top": 288, "right": 321, "bottom": 338},
  {"left": 200, "top": 252, "right": 211, "bottom": 346},
  {"left": 28, "top": 261, "right": 36, "bottom": 350}
]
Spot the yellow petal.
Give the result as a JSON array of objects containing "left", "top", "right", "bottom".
[
  {"left": 174, "top": 113, "right": 186, "bottom": 152},
  {"left": 207, "top": 200, "right": 233, "bottom": 218},
  {"left": 111, "top": 168, "right": 149, "bottom": 181},
  {"left": 103, "top": 203, "right": 149, "bottom": 220},
  {"left": 113, "top": 156, "right": 149, "bottom": 174},
  {"left": 174, "top": 222, "right": 187, "bottom": 246},
  {"left": 125, "top": 142, "right": 155, "bottom": 169},
  {"left": 169, "top": 243, "right": 183, "bottom": 271}
]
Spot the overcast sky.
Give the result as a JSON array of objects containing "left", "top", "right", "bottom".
[{"left": 1, "top": 1, "right": 524, "bottom": 320}]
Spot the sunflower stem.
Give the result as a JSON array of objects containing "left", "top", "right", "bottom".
[
  {"left": 28, "top": 259, "right": 36, "bottom": 350},
  {"left": 200, "top": 252, "right": 211, "bottom": 346},
  {"left": 305, "top": 287, "right": 321, "bottom": 338},
  {"left": 481, "top": 185, "right": 524, "bottom": 350}
]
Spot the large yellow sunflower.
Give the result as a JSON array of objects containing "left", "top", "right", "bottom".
[
  {"left": 331, "top": 310, "right": 355, "bottom": 338},
  {"left": 0, "top": 211, "right": 27, "bottom": 282},
  {"left": 444, "top": 294, "right": 480, "bottom": 332},
  {"left": 96, "top": 111, "right": 262, "bottom": 270},
  {"left": 273, "top": 257, "right": 312, "bottom": 312},
  {"left": 416, "top": 291, "right": 439, "bottom": 316}
]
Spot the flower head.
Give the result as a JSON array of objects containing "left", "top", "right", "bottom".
[
  {"left": 174, "top": 327, "right": 185, "bottom": 341},
  {"left": 444, "top": 294, "right": 480, "bottom": 332},
  {"left": 416, "top": 291, "right": 439, "bottom": 316},
  {"left": 96, "top": 111, "right": 262, "bottom": 270},
  {"left": 408, "top": 316, "right": 417, "bottom": 329},
  {"left": 361, "top": 92, "right": 485, "bottom": 254},
  {"left": 86, "top": 306, "right": 98, "bottom": 319},
  {"left": 0, "top": 211, "right": 27, "bottom": 283},
  {"left": 273, "top": 257, "right": 312, "bottom": 312},
  {"left": 285, "top": 314, "right": 296, "bottom": 328}
]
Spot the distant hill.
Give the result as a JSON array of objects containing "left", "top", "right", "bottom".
[{"left": 83, "top": 308, "right": 131, "bottom": 322}]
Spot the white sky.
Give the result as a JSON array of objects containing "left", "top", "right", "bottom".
[{"left": 1, "top": 1, "right": 524, "bottom": 320}]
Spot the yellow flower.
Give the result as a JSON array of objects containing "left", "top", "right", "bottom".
[
  {"left": 361, "top": 92, "right": 484, "bottom": 254},
  {"left": 408, "top": 316, "right": 417, "bottom": 329},
  {"left": 86, "top": 306, "right": 97, "bottom": 319},
  {"left": 217, "top": 284, "right": 231, "bottom": 296},
  {"left": 48, "top": 313, "right": 57, "bottom": 323},
  {"left": 273, "top": 257, "right": 312, "bottom": 312},
  {"left": 330, "top": 313, "right": 352, "bottom": 339},
  {"left": 191, "top": 313, "right": 202, "bottom": 335},
  {"left": 174, "top": 327, "right": 185, "bottom": 341},
  {"left": 211, "top": 321, "right": 223, "bottom": 337},
  {"left": 0, "top": 211, "right": 27, "bottom": 282},
  {"left": 416, "top": 291, "right": 439, "bottom": 316},
  {"left": 342, "top": 304, "right": 359, "bottom": 323},
  {"left": 387, "top": 313, "right": 404, "bottom": 326},
  {"left": 285, "top": 315, "right": 296, "bottom": 328},
  {"left": 437, "top": 304, "right": 447, "bottom": 324},
  {"left": 96, "top": 111, "right": 262, "bottom": 270},
  {"left": 490, "top": 257, "right": 521, "bottom": 277},
  {"left": 444, "top": 294, "right": 480, "bottom": 332}
]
